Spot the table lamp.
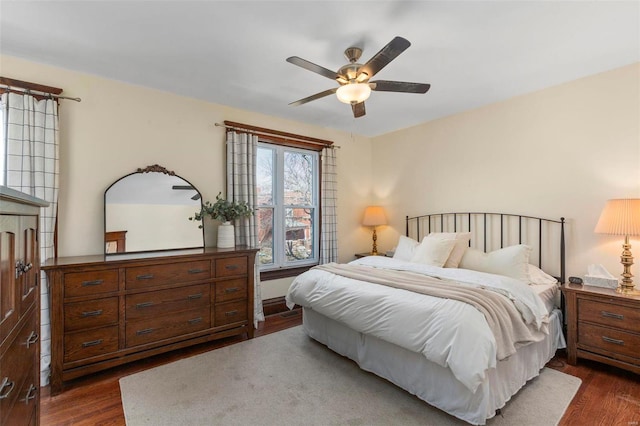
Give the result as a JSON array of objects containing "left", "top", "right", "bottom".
[
  {"left": 362, "top": 206, "right": 387, "bottom": 255},
  {"left": 594, "top": 198, "right": 640, "bottom": 293}
]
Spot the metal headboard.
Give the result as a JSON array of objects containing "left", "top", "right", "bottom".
[{"left": 406, "top": 212, "right": 566, "bottom": 283}]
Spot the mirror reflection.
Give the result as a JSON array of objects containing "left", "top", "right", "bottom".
[{"left": 104, "top": 165, "right": 204, "bottom": 254}]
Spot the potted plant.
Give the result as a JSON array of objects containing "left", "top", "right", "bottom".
[{"left": 189, "top": 192, "right": 253, "bottom": 248}]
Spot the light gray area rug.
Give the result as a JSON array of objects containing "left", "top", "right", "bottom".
[{"left": 120, "top": 326, "right": 581, "bottom": 426}]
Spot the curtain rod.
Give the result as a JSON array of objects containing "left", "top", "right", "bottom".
[
  {"left": 0, "top": 84, "right": 81, "bottom": 102},
  {"left": 214, "top": 122, "right": 340, "bottom": 149}
]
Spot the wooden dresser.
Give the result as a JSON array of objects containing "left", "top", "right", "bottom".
[
  {"left": 0, "top": 187, "right": 48, "bottom": 426},
  {"left": 42, "top": 246, "right": 258, "bottom": 395},
  {"left": 562, "top": 283, "right": 640, "bottom": 374}
]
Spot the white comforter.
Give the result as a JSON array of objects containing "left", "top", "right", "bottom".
[{"left": 285, "top": 256, "right": 549, "bottom": 393}]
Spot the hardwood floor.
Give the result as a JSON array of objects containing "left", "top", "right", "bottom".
[{"left": 40, "top": 309, "right": 639, "bottom": 425}]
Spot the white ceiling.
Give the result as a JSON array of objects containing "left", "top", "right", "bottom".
[{"left": 1, "top": 1, "right": 638, "bottom": 137}]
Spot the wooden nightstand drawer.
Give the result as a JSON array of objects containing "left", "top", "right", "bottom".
[
  {"left": 64, "top": 297, "right": 119, "bottom": 332},
  {"left": 578, "top": 299, "right": 640, "bottom": 332},
  {"left": 64, "top": 270, "right": 119, "bottom": 298},
  {"left": 215, "top": 257, "right": 247, "bottom": 278},
  {"left": 126, "top": 283, "right": 209, "bottom": 320},
  {"left": 125, "top": 260, "right": 211, "bottom": 290},
  {"left": 578, "top": 322, "right": 640, "bottom": 361}
]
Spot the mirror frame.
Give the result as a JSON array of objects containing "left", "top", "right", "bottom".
[{"left": 103, "top": 164, "right": 205, "bottom": 255}]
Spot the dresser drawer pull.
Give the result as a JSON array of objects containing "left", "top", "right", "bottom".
[
  {"left": 81, "top": 279, "right": 104, "bottom": 287},
  {"left": 602, "top": 336, "right": 624, "bottom": 346},
  {"left": 188, "top": 317, "right": 203, "bottom": 325},
  {"left": 225, "top": 310, "right": 239, "bottom": 317},
  {"left": 23, "top": 384, "right": 37, "bottom": 404},
  {"left": 0, "top": 377, "right": 14, "bottom": 399},
  {"left": 136, "top": 328, "right": 154, "bottom": 335},
  {"left": 601, "top": 311, "right": 624, "bottom": 320},
  {"left": 136, "top": 274, "right": 155, "bottom": 280},
  {"left": 26, "top": 331, "right": 39, "bottom": 348},
  {"left": 188, "top": 268, "right": 206, "bottom": 274},
  {"left": 81, "top": 309, "right": 103, "bottom": 317},
  {"left": 224, "top": 287, "right": 240, "bottom": 294},
  {"left": 81, "top": 339, "right": 103, "bottom": 348},
  {"left": 136, "top": 302, "right": 154, "bottom": 309},
  {"left": 224, "top": 264, "right": 239, "bottom": 271},
  {"left": 187, "top": 293, "right": 203, "bottom": 300}
]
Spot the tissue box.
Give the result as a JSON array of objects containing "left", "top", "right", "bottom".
[{"left": 584, "top": 275, "right": 618, "bottom": 289}]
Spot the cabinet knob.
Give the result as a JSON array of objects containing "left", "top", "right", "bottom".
[
  {"left": 0, "top": 377, "right": 15, "bottom": 399},
  {"left": 26, "top": 331, "right": 39, "bottom": 348}
]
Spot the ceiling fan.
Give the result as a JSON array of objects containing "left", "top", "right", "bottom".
[{"left": 286, "top": 36, "right": 430, "bottom": 118}]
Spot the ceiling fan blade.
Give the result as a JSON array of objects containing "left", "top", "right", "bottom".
[
  {"left": 352, "top": 101, "right": 366, "bottom": 118},
  {"left": 289, "top": 88, "right": 338, "bottom": 106},
  {"left": 286, "top": 56, "right": 343, "bottom": 81},
  {"left": 358, "top": 36, "right": 411, "bottom": 80},
  {"left": 370, "top": 80, "right": 431, "bottom": 93}
]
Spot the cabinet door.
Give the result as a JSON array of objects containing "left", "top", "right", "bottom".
[
  {"left": 0, "top": 216, "right": 18, "bottom": 341},
  {"left": 19, "top": 216, "right": 38, "bottom": 316}
]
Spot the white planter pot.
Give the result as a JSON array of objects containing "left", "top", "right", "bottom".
[{"left": 217, "top": 222, "right": 235, "bottom": 248}]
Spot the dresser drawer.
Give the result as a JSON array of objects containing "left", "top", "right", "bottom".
[
  {"left": 126, "top": 283, "right": 209, "bottom": 320},
  {"left": 214, "top": 300, "right": 248, "bottom": 327},
  {"left": 64, "top": 297, "right": 119, "bottom": 332},
  {"left": 126, "top": 306, "right": 210, "bottom": 347},
  {"left": 0, "top": 310, "right": 38, "bottom": 424},
  {"left": 215, "top": 257, "right": 247, "bottom": 278},
  {"left": 3, "top": 365, "right": 38, "bottom": 426},
  {"left": 214, "top": 278, "right": 247, "bottom": 303},
  {"left": 64, "top": 270, "right": 119, "bottom": 298},
  {"left": 64, "top": 326, "right": 119, "bottom": 363},
  {"left": 578, "top": 299, "right": 640, "bottom": 333},
  {"left": 578, "top": 322, "right": 640, "bottom": 361},
  {"left": 125, "top": 260, "right": 211, "bottom": 290}
]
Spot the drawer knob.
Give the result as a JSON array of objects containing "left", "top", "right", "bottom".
[
  {"left": 224, "top": 287, "right": 240, "bottom": 294},
  {"left": 136, "top": 274, "right": 154, "bottom": 280},
  {"left": 225, "top": 310, "right": 239, "bottom": 317},
  {"left": 187, "top": 293, "right": 203, "bottom": 300},
  {"left": 602, "top": 336, "right": 624, "bottom": 346},
  {"left": 136, "top": 302, "right": 154, "bottom": 309},
  {"left": 136, "top": 328, "right": 154, "bottom": 336},
  {"left": 601, "top": 311, "right": 624, "bottom": 320},
  {"left": 188, "top": 269, "right": 206, "bottom": 274},
  {"left": 81, "top": 279, "right": 104, "bottom": 287},
  {"left": 81, "top": 309, "right": 103, "bottom": 318},
  {"left": 26, "top": 331, "right": 39, "bottom": 348},
  {"left": 0, "top": 377, "right": 14, "bottom": 400},
  {"left": 23, "top": 384, "right": 37, "bottom": 404},
  {"left": 224, "top": 264, "right": 239, "bottom": 270},
  {"left": 81, "top": 339, "right": 103, "bottom": 348},
  {"left": 188, "top": 317, "right": 203, "bottom": 325}
]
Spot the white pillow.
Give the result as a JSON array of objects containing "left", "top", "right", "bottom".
[
  {"left": 459, "top": 245, "right": 532, "bottom": 283},
  {"left": 393, "top": 236, "right": 420, "bottom": 261},
  {"left": 426, "top": 232, "right": 471, "bottom": 268},
  {"left": 528, "top": 264, "right": 558, "bottom": 285},
  {"left": 410, "top": 237, "right": 457, "bottom": 267}
]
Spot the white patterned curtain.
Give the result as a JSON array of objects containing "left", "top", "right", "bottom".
[
  {"left": 2, "top": 92, "right": 59, "bottom": 386},
  {"left": 226, "top": 131, "right": 264, "bottom": 327},
  {"left": 320, "top": 146, "right": 338, "bottom": 264}
]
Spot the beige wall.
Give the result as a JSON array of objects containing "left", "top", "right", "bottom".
[
  {"left": 371, "top": 63, "right": 640, "bottom": 280},
  {"left": 1, "top": 55, "right": 375, "bottom": 298}
]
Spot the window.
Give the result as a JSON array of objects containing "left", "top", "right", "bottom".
[{"left": 256, "top": 143, "right": 319, "bottom": 271}]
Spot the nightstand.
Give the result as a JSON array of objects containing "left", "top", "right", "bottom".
[
  {"left": 354, "top": 253, "right": 391, "bottom": 259},
  {"left": 561, "top": 283, "right": 640, "bottom": 374}
]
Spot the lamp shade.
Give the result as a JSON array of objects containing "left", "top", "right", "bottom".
[
  {"left": 362, "top": 206, "right": 387, "bottom": 227},
  {"left": 594, "top": 199, "right": 640, "bottom": 236},
  {"left": 336, "top": 83, "right": 371, "bottom": 104}
]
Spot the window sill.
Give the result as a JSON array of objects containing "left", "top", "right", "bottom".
[{"left": 260, "top": 265, "right": 317, "bottom": 281}]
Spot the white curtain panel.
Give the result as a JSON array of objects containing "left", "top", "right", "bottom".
[
  {"left": 320, "top": 146, "right": 338, "bottom": 264},
  {"left": 3, "top": 92, "right": 59, "bottom": 386},
  {"left": 225, "top": 131, "right": 265, "bottom": 327}
]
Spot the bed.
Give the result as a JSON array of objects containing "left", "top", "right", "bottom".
[{"left": 286, "top": 212, "right": 567, "bottom": 425}]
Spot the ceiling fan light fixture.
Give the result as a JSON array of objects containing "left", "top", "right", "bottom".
[{"left": 336, "top": 83, "right": 371, "bottom": 105}]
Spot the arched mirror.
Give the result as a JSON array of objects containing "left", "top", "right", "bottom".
[{"left": 104, "top": 165, "right": 204, "bottom": 254}]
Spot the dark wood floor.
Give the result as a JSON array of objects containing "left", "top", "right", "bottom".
[{"left": 41, "top": 310, "right": 639, "bottom": 425}]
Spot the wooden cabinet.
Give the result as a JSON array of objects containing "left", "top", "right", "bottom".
[
  {"left": 42, "top": 247, "right": 258, "bottom": 395},
  {"left": 0, "top": 187, "right": 48, "bottom": 426},
  {"left": 562, "top": 283, "right": 640, "bottom": 374}
]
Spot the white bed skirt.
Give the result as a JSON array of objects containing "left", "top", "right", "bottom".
[{"left": 302, "top": 307, "right": 566, "bottom": 425}]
